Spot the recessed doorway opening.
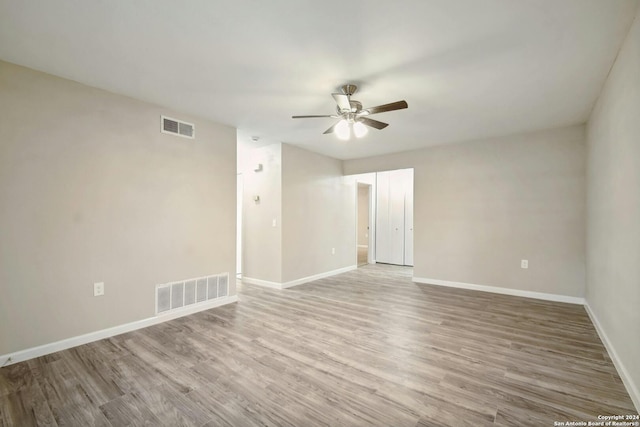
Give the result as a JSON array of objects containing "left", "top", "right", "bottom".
[{"left": 357, "top": 183, "right": 371, "bottom": 266}]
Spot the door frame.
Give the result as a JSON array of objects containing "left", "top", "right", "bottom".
[
  {"left": 355, "top": 181, "right": 376, "bottom": 265},
  {"left": 236, "top": 173, "right": 243, "bottom": 278}
]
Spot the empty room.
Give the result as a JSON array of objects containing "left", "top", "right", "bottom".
[{"left": 1, "top": 1, "right": 639, "bottom": 426}]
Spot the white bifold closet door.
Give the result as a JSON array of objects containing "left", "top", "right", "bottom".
[
  {"left": 375, "top": 168, "right": 413, "bottom": 266},
  {"left": 404, "top": 173, "right": 414, "bottom": 266},
  {"left": 375, "top": 171, "right": 393, "bottom": 264}
]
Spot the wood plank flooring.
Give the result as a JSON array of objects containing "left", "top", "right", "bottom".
[
  {"left": 1, "top": 264, "right": 636, "bottom": 426},
  {"left": 358, "top": 246, "right": 368, "bottom": 266}
]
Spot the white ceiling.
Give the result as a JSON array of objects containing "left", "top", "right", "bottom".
[{"left": 0, "top": 0, "right": 637, "bottom": 160}]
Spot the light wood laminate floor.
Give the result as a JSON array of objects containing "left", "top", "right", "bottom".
[
  {"left": 358, "top": 246, "right": 368, "bottom": 266},
  {"left": 1, "top": 264, "right": 636, "bottom": 426}
]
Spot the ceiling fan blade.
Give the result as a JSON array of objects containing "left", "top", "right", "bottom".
[
  {"left": 323, "top": 122, "right": 339, "bottom": 134},
  {"left": 364, "top": 100, "right": 408, "bottom": 115},
  {"left": 292, "top": 115, "right": 334, "bottom": 119},
  {"left": 332, "top": 93, "right": 351, "bottom": 112},
  {"left": 360, "top": 117, "right": 389, "bottom": 130}
]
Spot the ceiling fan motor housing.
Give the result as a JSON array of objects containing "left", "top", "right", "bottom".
[
  {"left": 336, "top": 100, "right": 363, "bottom": 116},
  {"left": 341, "top": 84, "right": 358, "bottom": 96}
]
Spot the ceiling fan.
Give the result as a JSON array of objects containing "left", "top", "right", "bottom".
[{"left": 292, "top": 84, "right": 408, "bottom": 140}]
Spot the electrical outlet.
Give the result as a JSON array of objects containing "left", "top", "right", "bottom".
[
  {"left": 331, "top": 248, "right": 335, "bottom": 255},
  {"left": 521, "top": 260, "right": 528, "bottom": 269},
  {"left": 94, "top": 282, "right": 105, "bottom": 296}
]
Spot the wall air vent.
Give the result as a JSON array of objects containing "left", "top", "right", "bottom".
[
  {"left": 155, "top": 272, "right": 229, "bottom": 315},
  {"left": 161, "top": 115, "right": 195, "bottom": 139}
]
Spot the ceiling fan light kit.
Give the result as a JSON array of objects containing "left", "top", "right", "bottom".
[
  {"left": 353, "top": 121, "right": 368, "bottom": 138},
  {"left": 334, "top": 118, "right": 368, "bottom": 140},
  {"left": 335, "top": 120, "right": 350, "bottom": 140},
  {"left": 292, "top": 84, "right": 408, "bottom": 140}
]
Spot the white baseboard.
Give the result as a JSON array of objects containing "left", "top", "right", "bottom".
[
  {"left": 282, "top": 265, "right": 357, "bottom": 289},
  {"left": 241, "top": 277, "right": 282, "bottom": 289},
  {"left": 0, "top": 295, "right": 238, "bottom": 367},
  {"left": 412, "top": 277, "right": 585, "bottom": 305},
  {"left": 243, "top": 265, "right": 357, "bottom": 290},
  {"left": 585, "top": 302, "right": 640, "bottom": 412}
]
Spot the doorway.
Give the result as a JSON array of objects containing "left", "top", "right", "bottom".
[
  {"left": 236, "top": 173, "right": 243, "bottom": 278},
  {"left": 357, "top": 183, "right": 371, "bottom": 266}
]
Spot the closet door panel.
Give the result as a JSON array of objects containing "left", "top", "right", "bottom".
[
  {"left": 389, "top": 170, "right": 406, "bottom": 265},
  {"left": 375, "top": 168, "right": 414, "bottom": 266},
  {"left": 404, "top": 170, "right": 414, "bottom": 266},
  {"left": 375, "top": 171, "right": 392, "bottom": 264}
]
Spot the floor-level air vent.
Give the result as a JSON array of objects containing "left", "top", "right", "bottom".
[
  {"left": 161, "top": 115, "right": 195, "bottom": 139},
  {"left": 156, "top": 272, "right": 229, "bottom": 315}
]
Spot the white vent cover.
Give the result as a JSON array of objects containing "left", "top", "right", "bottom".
[
  {"left": 155, "top": 272, "right": 229, "bottom": 314},
  {"left": 161, "top": 115, "right": 195, "bottom": 139}
]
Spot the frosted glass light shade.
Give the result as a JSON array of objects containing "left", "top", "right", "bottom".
[
  {"left": 335, "top": 120, "right": 350, "bottom": 140},
  {"left": 353, "top": 121, "right": 368, "bottom": 138}
]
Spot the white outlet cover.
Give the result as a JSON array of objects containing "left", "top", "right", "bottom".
[
  {"left": 94, "top": 282, "right": 105, "bottom": 296},
  {"left": 521, "top": 260, "right": 529, "bottom": 269}
]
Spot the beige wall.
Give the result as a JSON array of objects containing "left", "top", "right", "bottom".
[
  {"left": 586, "top": 11, "right": 640, "bottom": 407},
  {"left": 281, "top": 144, "right": 356, "bottom": 282},
  {"left": 240, "top": 143, "right": 283, "bottom": 283},
  {"left": 344, "top": 125, "right": 586, "bottom": 297},
  {"left": 240, "top": 143, "right": 356, "bottom": 284},
  {"left": 0, "top": 61, "right": 237, "bottom": 355}
]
